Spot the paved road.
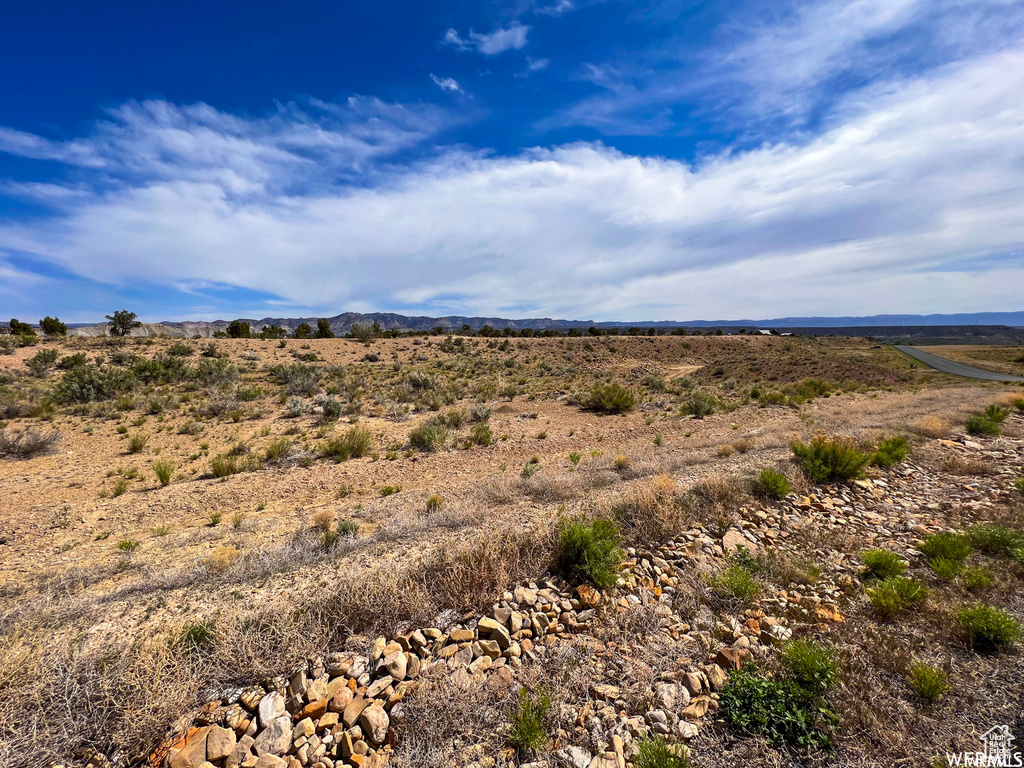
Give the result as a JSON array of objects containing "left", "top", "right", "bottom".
[{"left": 895, "top": 345, "right": 1024, "bottom": 382}]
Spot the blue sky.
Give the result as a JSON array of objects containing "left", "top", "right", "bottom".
[{"left": 1, "top": 0, "right": 1022, "bottom": 323}]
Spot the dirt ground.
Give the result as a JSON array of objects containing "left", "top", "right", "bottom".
[{"left": 1, "top": 334, "right": 1022, "bottom": 767}]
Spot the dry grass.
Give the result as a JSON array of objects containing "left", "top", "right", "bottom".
[
  {"left": 909, "top": 414, "right": 952, "bottom": 438},
  {"left": 612, "top": 474, "right": 689, "bottom": 545},
  {"left": 0, "top": 428, "right": 61, "bottom": 459}
]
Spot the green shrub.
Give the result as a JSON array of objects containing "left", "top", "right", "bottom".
[
  {"left": 469, "top": 422, "right": 492, "bottom": 446},
  {"left": 343, "top": 425, "right": 374, "bottom": 458},
  {"left": 684, "top": 390, "right": 718, "bottom": 419},
  {"left": 928, "top": 557, "right": 962, "bottom": 582},
  {"left": 409, "top": 422, "right": 453, "bottom": 451},
  {"left": 1013, "top": 397, "right": 1024, "bottom": 413},
  {"left": 633, "top": 735, "right": 692, "bottom": 768},
  {"left": 425, "top": 494, "right": 443, "bottom": 512},
  {"left": 509, "top": 687, "right": 552, "bottom": 753},
  {"left": 955, "top": 604, "right": 1021, "bottom": 651},
  {"left": 983, "top": 404, "right": 1009, "bottom": 423},
  {"left": 116, "top": 538, "right": 139, "bottom": 552},
  {"left": 586, "top": 383, "right": 636, "bottom": 414},
  {"left": 867, "top": 577, "right": 927, "bottom": 619},
  {"left": 1014, "top": 478, "right": 1024, "bottom": 496},
  {"left": 337, "top": 519, "right": 358, "bottom": 536},
  {"left": 210, "top": 454, "right": 239, "bottom": 478},
  {"left": 711, "top": 564, "right": 761, "bottom": 602},
  {"left": 177, "top": 621, "right": 215, "bottom": 653},
  {"left": 779, "top": 640, "right": 839, "bottom": 695},
  {"left": 918, "top": 532, "right": 972, "bottom": 563},
  {"left": 960, "top": 564, "right": 995, "bottom": 591},
  {"left": 909, "top": 663, "right": 949, "bottom": 702},
  {"left": 967, "top": 524, "right": 1024, "bottom": 557},
  {"left": 720, "top": 666, "right": 836, "bottom": 751},
  {"left": 127, "top": 432, "right": 150, "bottom": 454},
  {"left": 380, "top": 484, "right": 401, "bottom": 496},
  {"left": 152, "top": 459, "right": 174, "bottom": 486},
  {"left": 965, "top": 415, "right": 1000, "bottom": 436},
  {"left": 317, "top": 395, "right": 343, "bottom": 422},
  {"left": 871, "top": 436, "right": 911, "bottom": 467},
  {"left": 263, "top": 437, "right": 293, "bottom": 462},
  {"left": 112, "top": 478, "right": 129, "bottom": 497},
  {"left": 53, "top": 364, "right": 136, "bottom": 404},
  {"left": 558, "top": 513, "right": 622, "bottom": 589},
  {"left": 755, "top": 468, "right": 791, "bottom": 500},
  {"left": 860, "top": 549, "right": 906, "bottom": 580},
  {"left": 25, "top": 348, "right": 59, "bottom": 376},
  {"left": 790, "top": 434, "right": 870, "bottom": 483}
]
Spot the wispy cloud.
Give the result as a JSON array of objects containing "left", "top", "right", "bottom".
[
  {"left": 429, "top": 74, "right": 464, "bottom": 93},
  {"left": 542, "top": 0, "right": 1024, "bottom": 136},
  {"left": 534, "top": 0, "right": 574, "bottom": 17},
  {"left": 443, "top": 22, "right": 530, "bottom": 55},
  {"left": 1, "top": 50, "right": 1022, "bottom": 319},
  {"left": 515, "top": 57, "right": 551, "bottom": 77}
]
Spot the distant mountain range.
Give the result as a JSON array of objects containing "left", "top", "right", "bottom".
[
  {"left": 28, "top": 310, "right": 1022, "bottom": 338},
  {"left": 158, "top": 310, "right": 1024, "bottom": 333}
]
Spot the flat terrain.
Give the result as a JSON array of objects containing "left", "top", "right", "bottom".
[
  {"left": 896, "top": 346, "right": 1024, "bottom": 381},
  {"left": 917, "top": 344, "right": 1024, "bottom": 378},
  {"left": 1, "top": 334, "right": 1022, "bottom": 768}
]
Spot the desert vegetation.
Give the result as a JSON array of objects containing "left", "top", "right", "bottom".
[{"left": 0, "top": 332, "right": 1022, "bottom": 768}]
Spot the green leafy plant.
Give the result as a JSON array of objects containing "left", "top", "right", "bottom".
[
  {"left": 558, "top": 513, "right": 622, "bottom": 589},
  {"left": 790, "top": 434, "right": 870, "bottom": 483},
  {"left": 871, "top": 436, "right": 911, "bottom": 467},
  {"left": 711, "top": 564, "right": 761, "bottom": 602},
  {"left": 867, "top": 576, "right": 927, "bottom": 619},
  {"left": 508, "top": 687, "right": 552, "bottom": 754},
  {"left": 380, "top": 484, "right": 401, "bottom": 496},
  {"left": 755, "top": 468, "right": 791, "bottom": 500},
  {"left": 960, "top": 564, "right": 995, "bottom": 591},
  {"left": 152, "top": 459, "right": 174, "bottom": 487},
  {"left": 425, "top": 494, "right": 443, "bottom": 512},
  {"left": 928, "top": 557, "right": 962, "bottom": 582},
  {"left": 909, "top": 662, "right": 949, "bottom": 702},
  {"left": 177, "top": 621, "right": 215, "bottom": 653},
  {"left": 469, "top": 422, "right": 493, "bottom": 446},
  {"left": 633, "top": 735, "right": 692, "bottom": 768},
  {"left": 115, "top": 538, "right": 139, "bottom": 552},
  {"left": 586, "top": 383, "right": 636, "bottom": 414},
  {"left": 967, "top": 524, "right": 1024, "bottom": 557},
  {"left": 684, "top": 390, "right": 719, "bottom": 419},
  {"left": 965, "top": 415, "right": 1000, "bottom": 436},
  {"left": 983, "top": 404, "right": 1009, "bottom": 423},
  {"left": 955, "top": 604, "right": 1021, "bottom": 651},
  {"left": 263, "top": 437, "right": 293, "bottom": 463},
  {"left": 126, "top": 432, "right": 150, "bottom": 454},
  {"left": 408, "top": 422, "right": 453, "bottom": 452},
  {"left": 779, "top": 640, "right": 839, "bottom": 696},
  {"left": 860, "top": 549, "right": 906, "bottom": 580},
  {"left": 918, "top": 532, "right": 972, "bottom": 564},
  {"left": 720, "top": 666, "right": 836, "bottom": 751}
]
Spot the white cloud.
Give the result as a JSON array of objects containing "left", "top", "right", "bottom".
[
  {"left": 545, "top": 0, "right": 1024, "bottom": 135},
  {"left": 0, "top": 50, "right": 1022, "bottom": 319},
  {"left": 443, "top": 23, "right": 530, "bottom": 55},
  {"left": 516, "top": 57, "right": 551, "bottom": 77},
  {"left": 429, "top": 74, "right": 464, "bottom": 93},
  {"left": 534, "top": 0, "right": 574, "bottom": 17}
]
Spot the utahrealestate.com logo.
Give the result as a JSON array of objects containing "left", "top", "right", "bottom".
[{"left": 947, "top": 726, "right": 1023, "bottom": 767}]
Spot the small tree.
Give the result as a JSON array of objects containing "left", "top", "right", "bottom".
[
  {"left": 260, "top": 324, "right": 286, "bottom": 339},
  {"left": 39, "top": 316, "right": 67, "bottom": 336},
  {"left": 9, "top": 318, "right": 35, "bottom": 336},
  {"left": 293, "top": 322, "right": 312, "bottom": 339},
  {"left": 107, "top": 310, "right": 141, "bottom": 337},
  {"left": 227, "top": 320, "right": 251, "bottom": 338},
  {"left": 314, "top": 318, "right": 335, "bottom": 338}
]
